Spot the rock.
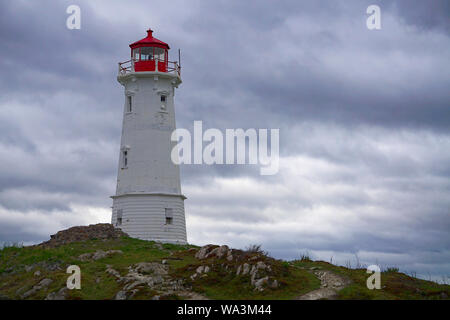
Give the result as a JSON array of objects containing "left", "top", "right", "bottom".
[
  {"left": 254, "top": 277, "right": 269, "bottom": 291},
  {"left": 242, "top": 263, "right": 251, "bottom": 276},
  {"left": 250, "top": 265, "right": 257, "bottom": 276},
  {"left": 22, "top": 278, "right": 53, "bottom": 298},
  {"left": 204, "top": 266, "right": 210, "bottom": 273},
  {"left": 78, "top": 253, "right": 92, "bottom": 261},
  {"left": 45, "top": 287, "right": 68, "bottom": 300},
  {"left": 37, "top": 223, "right": 128, "bottom": 248},
  {"left": 115, "top": 290, "right": 127, "bottom": 300},
  {"left": 106, "top": 266, "right": 121, "bottom": 279},
  {"left": 162, "top": 260, "right": 167, "bottom": 265},
  {"left": 39, "top": 278, "right": 53, "bottom": 287},
  {"left": 25, "top": 265, "right": 33, "bottom": 272},
  {"left": 256, "top": 261, "right": 267, "bottom": 270},
  {"left": 151, "top": 295, "right": 160, "bottom": 300},
  {"left": 34, "top": 270, "right": 41, "bottom": 277},
  {"left": 190, "top": 273, "right": 198, "bottom": 280},
  {"left": 134, "top": 262, "right": 168, "bottom": 276},
  {"left": 210, "top": 245, "right": 229, "bottom": 259},
  {"left": 270, "top": 280, "right": 279, "bottom": 289},
  {"left": 78, "top": 250, "right": 123, "bottom": 261},
  {"left": 195, "top": 244, "right": 216, "bottom": 260},
  {"left": 227, "top": 255, "right": 233, "bottom": 261},
  {"left": 236, "top": 265, "right": 242, "bottom": 275},
  {"left": 196, "top": 266, "right": 205, "bottom": 274},
  {"left": 96, "top": 277, "right": 101, "bottom": 284}
]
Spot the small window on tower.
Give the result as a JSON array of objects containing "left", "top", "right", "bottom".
[
  {"left": 122, "top": 150, "right": 128, "bottom": 168},
  {"left": 116, "top": 209, "right": 123, "bottom": 226},
  {"left": 165, "top": 208, "right": 173, "bottom": 225},
  {"left": 160, "top": 95, "right": 166, "bottom": 102},
  {"left": 127, "top": 96, "right": 132, "bottom": 113}
]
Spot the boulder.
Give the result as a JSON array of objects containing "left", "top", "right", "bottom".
[{"left": 195, "top": 245, "right": 216, "bottom": 260}]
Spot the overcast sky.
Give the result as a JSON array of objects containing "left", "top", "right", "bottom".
[{"left": 0, "top": 0, "right": 449, "bottom": 280}]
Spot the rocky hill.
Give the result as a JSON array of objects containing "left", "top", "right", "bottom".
[{"left": 0, "top": 224, "right": 448, "bottom": 300}]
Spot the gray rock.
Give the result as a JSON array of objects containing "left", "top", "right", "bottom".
[
  {"left": 195, "top": 244, "right": 216, "bottom": 260},
  {"left": 196, "top": 266, "right": 205, "bottom": 274},
  {"left": 45, "top": 287, "right": 68, "bottom": 300},
  {"left": 34, "top": 270, "right": 41, "bottom": 277},
  {"left": 270, "top": 280, "right": 279, "bottom": 289},
  {"left": 134, "top": 262, "right": 168, "bottom": 275},
  {"left": 22, "top": 278, "right": 53, "bottom": 298},
  {"left": 115, "top": 290, "right": 127, "bottom": 300},
  {"left": 256, "top": 261, "right": 267, "bottom": 270},
  {"left": 242, "top": 263, "right": 251, "bottom": 276},
  {"left": 79, "top": 250, "right": 123, "bottom": 261},
  {"left": 254, "top": 277, "right": 269, "bottom": 291}
]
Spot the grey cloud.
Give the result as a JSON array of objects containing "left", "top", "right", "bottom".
[{"left": 0, "top": 0, "right": 449, "bottom": 280}]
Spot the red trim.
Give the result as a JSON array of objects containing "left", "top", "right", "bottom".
[{"left": 129, "top": 29, "right": 170, "bottom": 50}]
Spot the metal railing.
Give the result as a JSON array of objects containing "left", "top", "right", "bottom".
[{"left": 118, "top": 58, "right": 181, "bottom": 76}]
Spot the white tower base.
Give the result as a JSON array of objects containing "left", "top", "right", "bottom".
[{"left": 112, "top": 193, "right": 187, "bottom": 244}]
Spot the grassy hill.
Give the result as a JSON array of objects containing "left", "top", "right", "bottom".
[{"left": 0, "top": 225, "right": 449, "bottom": 300}]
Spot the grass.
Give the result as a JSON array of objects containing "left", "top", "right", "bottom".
[
  {"left": 1, "top": 238, "right": 449, "bottom": 300},
  {"left": 292, "top": 259, "right": 450, "bottom": 300}
]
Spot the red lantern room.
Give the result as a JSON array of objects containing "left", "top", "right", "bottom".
[
  {"left": 118, "top": 29, "right": 180, "bottom": 77},
  {"left": 129, "top": 29, "right": 170, "bottom": 72}
]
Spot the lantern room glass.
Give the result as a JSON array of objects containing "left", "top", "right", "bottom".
[{"left": 132, "top": 47, "right": 167, "bottom": 62}]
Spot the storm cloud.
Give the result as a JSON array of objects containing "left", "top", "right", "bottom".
[{"left": 0, "top": 0, "right": 449, "bottom": 280}]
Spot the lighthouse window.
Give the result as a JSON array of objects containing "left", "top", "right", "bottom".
[
  {"left": 122, "top": 150, "right": 128, "bottom": 168},
  {"left": 165, "top": 208, "right": 173, "bottom": 225},
  {"left": 116, "top": 209, "right": 123, "bottom": 226},
  {"left": 127, "top": 96, "right": 132, "bottom": 113},
  {"left": 154, "top": 47, "right": 165, "bottom": 61},
  {"left": 140, "top": 47, "right": 154, "bottom": 61},
  {"left": 160, "top": 95, "right": 166, "bottom": 102},
  {"left": 132, "top": 48, "right": 140, "bottom": 61}
]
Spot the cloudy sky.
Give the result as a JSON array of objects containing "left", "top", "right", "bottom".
[{"left": 0, "top": 0, "right": 449, "bottom": 280}]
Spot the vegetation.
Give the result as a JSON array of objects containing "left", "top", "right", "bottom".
[{"left": 0, "top": 237, "right": 448, "bottom": 300}]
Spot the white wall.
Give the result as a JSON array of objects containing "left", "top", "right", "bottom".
[{"left": 112, "top": 71, "right": 187, "bottom": 244}]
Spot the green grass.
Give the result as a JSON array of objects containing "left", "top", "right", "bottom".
[
  {"left": 292, "top": 260, "right": 450, "bottom": 300},
  {"left": 1, "top": 238, "right": 449, "bottom": 300}
]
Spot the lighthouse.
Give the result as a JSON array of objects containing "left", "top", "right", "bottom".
[{"left": 111, "top": 29, "right": 187, "bottom": 244}]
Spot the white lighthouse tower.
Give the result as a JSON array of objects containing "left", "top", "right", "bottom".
[{"left": 111, "top": 29, "right": 187, "bottom": 244}]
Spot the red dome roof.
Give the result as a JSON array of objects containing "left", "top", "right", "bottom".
[{"left": 129, "top": 29, "right": 170, "bottom": 49}]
